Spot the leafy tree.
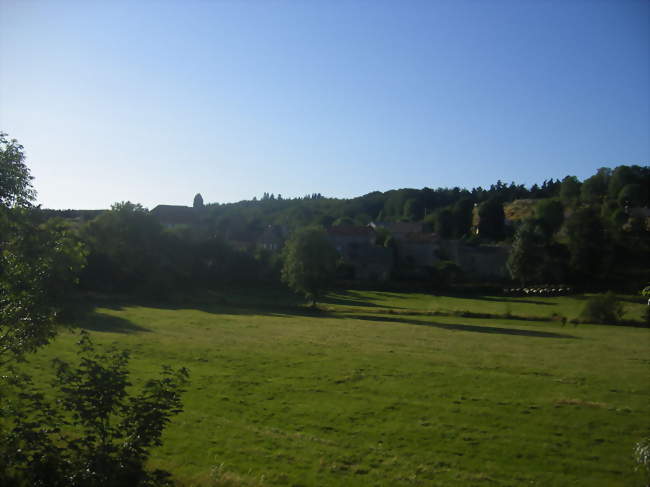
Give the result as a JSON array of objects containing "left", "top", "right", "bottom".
[
  {"left": 565, "top": 207, "right": 608, "bottom": 281},
  {"left": 580, "top": 167, "right": 611, "bottom": 204},
  {"left": 0, "top": 135, "right": 188, "bottom": 487},
  {"left": 80, "top": 202, "right": 173, "bottom": 294},
  {"left": 281, "top": 227, "right": 339, "bottom": 306},
  {"left": 477, "top": 197, "right": 505, "bottom": 241},
  {"left": 559, "top": 175, "right": 581, "bottom": 203},
  {"left": 0, "top": 332, "right": 189, "bottom": 486},
  {"left": 193, "top": 193, "right": 204, "bottom": 208},
  {"left": 535, "top": 198, "right": 564, "bottom": 237},
  {"left": 0, "top": 135, "right": 86, "bottom": 363},
  {"left": 451, "top": 198, "right": 474, "bottom": 238},
  {"left": 579, "top": 292, "right": 623, "bottom": 324},
  {"left": 607, "top": 165, "right": 638, "bottom": 200},
  {"left": 0, "top": 216, "right": 87, "bottom": 364},
  {"left": 507, "top": 221, "right": 544, "bottom": 286},
  {"left": 0, "top": 133, "right": 36, "bottom": 208},
  {"left": 617, "top": 183, "right": 644, "bottom": 207},
  {"left": 433, "top": 207, "right": 454, "bottom": 238}
]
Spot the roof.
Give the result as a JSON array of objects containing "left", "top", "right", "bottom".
[{"left": 150, "top": 205, "right": 197, "bottom": 224}]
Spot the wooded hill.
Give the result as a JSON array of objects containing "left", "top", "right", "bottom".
[{"left": 41, "top": 165, "right": 649, "bottom": 295}]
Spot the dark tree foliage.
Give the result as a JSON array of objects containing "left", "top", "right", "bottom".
[
  {"left": 193, "top": 193, "right": 204, "bottom": 208},
  {"left": 451, "top": 198, "right": 474, "bottom": 238},
  {"left": 477, "top": 198, "right": 505, "bottom": 241},
  {"left": 580, "top": 167, "right": 611, "bottom": 204},
  {"left": 0, "top": 215, "right": 86, "bottom": 364},
  {"left": 0, "top": 133, "right": 36, "bottom": 208},
  {"left": 0, "top": 134, "right": 189, "bottom": 487},
  {"left": 579, "top": 292, "right": 623, "bottom": 324},
  {"left": 507, "top": 221, "right": 544, "bottom": 286},
  {"left": 565, "top": 207, "right": 609, "bottom": 282},
  {"left": 281, "top": 226, "right": 339, "bottom": 306},
  {"left": 0, "top": 135, "right": 86, "bottom": 364},
  {"left": 0, "top": 332, "right": 189, "bottom": 487},
  {"left": 433, "top": 207, "right": 454, "bottom": 238},
  {"left": 535, "top": 198, "right": 564, "bottom": 237},
  {"left": 559, "top": 175, "right": 581, "bottom": 203}
]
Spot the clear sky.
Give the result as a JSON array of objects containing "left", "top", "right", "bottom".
[{"left": 1, "top": 0, "right": 648, "bottom": 209}]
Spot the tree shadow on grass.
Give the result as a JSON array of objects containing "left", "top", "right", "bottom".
[
  {"left": 322, "top": 290, "right": 395, "bottom": 309},
  {"left": 68, "top": 300, "right": 150, "bottom": 334},
  {"left": 471, "top": 296, "right": 556, "bottom": 306},
  {"left": 349, "top": 314, "right": 578, "bottom": 339}
]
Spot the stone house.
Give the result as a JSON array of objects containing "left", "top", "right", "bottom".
[{"left": 327, "top": 225, "right": 393, "bottom": 281}]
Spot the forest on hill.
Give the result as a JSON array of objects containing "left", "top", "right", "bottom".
[{"left": 37, "top": 164, "right": 649, "bottom": 297}]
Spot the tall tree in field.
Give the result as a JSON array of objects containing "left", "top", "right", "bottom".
[
  {"left": 193, "top": 193, "right": 204, "bottom": 208},
  {"left": 281, "top": 226, "right": 339, "bottom": 307},
  {"left": 507, "top": 221, "right": 544, "bottom": 286}
]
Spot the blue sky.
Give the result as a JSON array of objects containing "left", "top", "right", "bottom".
[{"left": 1, "top": 0, "right": 648, "bottom": 209}]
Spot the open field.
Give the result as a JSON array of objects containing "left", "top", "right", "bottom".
[{"left": 21, "top": 290, "right": 650, "bottom": 486}]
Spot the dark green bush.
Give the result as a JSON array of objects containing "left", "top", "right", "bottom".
[{"left": 579, "top": 292, "right": 624, "bottom": 324}]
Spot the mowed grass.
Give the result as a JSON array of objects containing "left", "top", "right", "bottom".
[{"left": 21, "top": 290, "right": 650, "bottom": 486}]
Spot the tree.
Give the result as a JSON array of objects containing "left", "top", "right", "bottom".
[
  {"left": 507, "top": 221, "right": 544, "bottom": 286},
  {"left": 193, "top": 193, "right": 204, "bottom": 208},
  {"left": 1, "top": 332, "right": 189, "bottom": 486},
  {"left": 281, "top": 226, "right": 339, "bottom": 306},
  {"left": 80, "top": 202, "right": 171, "bottom": 294},
  {"left": 433, "top": 207, "right": 454, "bottom": 238},
  {"left": 1, "top": 135, "right": 87, "bottom": 364},
  {"left": 0, "top": 216, "right": 87, "bottom": 364},
  {"left": 0, "top": 133, "right": 36, "bottom": 208},
  {"left": 0, "top": 135, "right": 188, "bottom": 486},
  {"left": 580, "top": 167, "right": 610, "bottom": 204},
  {"left": 565, "top": 207, "right": 608, "bottom": 281},
  {"left": 535, "top": 198, "right": 564, "bottom": 237},
  {"left": 477, "top": 197, "right": 505, "bottom": 241},
  {"left": 451, "top": 198, "right": 473, "bottom": 238},
  {"left": 579, "top": 292, "right": 623, "bottom": 324},
  {"left": 559, "top": 175, "right": 581, "bottom": 204}
]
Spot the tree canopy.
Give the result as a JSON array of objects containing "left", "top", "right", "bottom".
[{"left": 281, "top": 226, "right": 339, "bottom": 306}]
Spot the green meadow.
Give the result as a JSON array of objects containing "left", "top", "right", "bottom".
[{"left": 22, "top": 290, "right": 650, "bottom": 486}]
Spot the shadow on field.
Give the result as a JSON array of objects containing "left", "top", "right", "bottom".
[
  {"left": 472, "top": 296, "right": 556, "bottom": 306},
  {"left": 69, "top": 301, "right": 150, "bottom": 333},
  {"left": 350, "top": 314, "right": 578, "bottom": 339},
  {"left": 322, "top": 290, "right": 397, "bottom": 308}
]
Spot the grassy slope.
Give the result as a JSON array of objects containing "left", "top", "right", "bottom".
[{"left": 23, "top": 290, "right": 650, "bottom": 486}]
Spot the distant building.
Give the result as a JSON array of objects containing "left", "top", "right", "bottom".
[
  {"left": 369, "top": 221, "right": 424, "bottom": 240},
  {"left": 258, "top": 225, "right": 286, "bottom": 251},
  {"left": 439, "top": 240, "right": 510, "bottom": 280},
  {"left": 327, "top": 225, "right": 392, "bottom": 281},
  {"left": 398, "top": 232, "right": 441, "bottom": 268}
]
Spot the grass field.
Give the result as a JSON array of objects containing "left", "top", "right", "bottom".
[{"left": 20, "top": 289, "right": 650, "bottom": 486}]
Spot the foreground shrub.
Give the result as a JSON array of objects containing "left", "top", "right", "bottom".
[
  {"left": 579, "top": 292, "right": 624, "bottom": 324},
  {"left": 634, "top": 437, "right": 650, "bottom": 483},
  {"left": 0, "top": 332, "right": 189, "bottom": 487}
]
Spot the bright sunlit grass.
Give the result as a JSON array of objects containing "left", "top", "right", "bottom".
[{"left": 22, "top": 290, "right": 650, "bottom": 486}]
